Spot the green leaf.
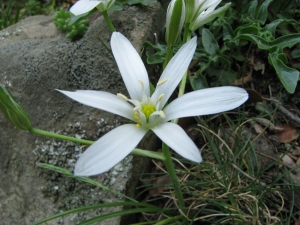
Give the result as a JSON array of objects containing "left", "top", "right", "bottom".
[
  {"left": 256, "top": 0, "right": 273, "bottom": 24},
  {"left": 291, "top": 49, "right": 300, "bottom": 59},
  {"left": 32, "top": 201, "right": 161, "bottom": 225},
  {"left": 236, "top": 33, "right": 300, "bottom": 52},
  {"left": 263, "top": 19, "right": 297, "bottom": 36},
  {"left": 202, "top": 28, "right": 219, "bottom": 56},
  {"left": 0, "top": 84, "right": 31, "bottom": 130},
  {"left": 189, "top": 74, "right": 209, "bottom": 91},
  {"left": 223, "top": 22, "right": 234, "bottom": 41},
  {"left": 127, "top": 0, "right": 157, "bottom": 6},
  {"left": 206, "top": 67, "right": 237, "bottom": 86},
  {"left": 235, "top": 26, "right": 259, "bottom": 36},
  {"left": 247, "top": 0, "right": 258, "bottom": 19},
  {"left": 271, "top": 34, "right": 300, "bottom": 49},
  {"left": 146, "top": 51, "right": 165, "bottom": 64},
  {"left": 268, "top": 52, "right": 299, "bottom": 94}
]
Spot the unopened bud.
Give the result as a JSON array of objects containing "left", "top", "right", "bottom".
[
  {"left": 190, "top": 2, "right": 231, "bottom": 32},
  {"left": 165, "top": 0, "right": 185, "bottom": 46}
]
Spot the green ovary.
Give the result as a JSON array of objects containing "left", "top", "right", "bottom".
[{"left": 142, "top": 104, "right": 156, "bottom": 119}]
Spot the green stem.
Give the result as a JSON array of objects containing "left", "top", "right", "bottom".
[
  {"left": 162, "top": 142, "right": 186, "bottom": 212},
  {"left": 183, "top": 23, "right": 191, "bottom": 43},
  {"left": 29, "top": 127, "right": 93, "bottom": 145},
  {"left": 29, "top": 127, "right": 164, "bottom": 160},
  {"left": 178, "top": 25, "right": 193, "bottom": 98},
  {"left": 132, "top": 148, "right": 165, "bottom": 161},
  {"left": 102, "top": 10, "right": 116, "bottom": 32},
  {"left": 163, "top": 46, "right": 174, "bottom": 69}
]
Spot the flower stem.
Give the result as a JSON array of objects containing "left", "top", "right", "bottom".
[
  {"left": 132, "top": 148, "right": 165, "bottom": 161},
  {"left": 102, "top": 10, "right": 116, "bottom": 32},
  {"left": 29, "top": 127, "right": 93, "bottom": 145},
  {"left": 162, "top": 142, "right": 186, "bottom": 212},
  {"left": 183, "top": 23, "right": 191, "bottom": 43},
  {"left": 163, "top": 46, "right": 173, "bottom": 69}
]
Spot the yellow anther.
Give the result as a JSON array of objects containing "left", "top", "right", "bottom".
[
  {"left": 138, "top": 80, "right": 145, "bottom": 90},
  {"left": 134, "top": 111, "right": 140, "bottom": 121},
  {"left": 136, "top": 124, "right": 141, "bottom": 128},
  {"left": 157, "top": 78, "right": 168, "bottom": 86},
  {"left": 159, "top": 110, "right": 166, "bottom": 119},
  {"left": 158, "top": 94, "right": 165, "bottom": 102},
  {"left": 117, "top": 93, "right": 128, "bottom": 101}
]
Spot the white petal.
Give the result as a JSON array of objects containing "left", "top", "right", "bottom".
[
  {"left": 70, "top": 0, "right": 100, "bottom": 16},
  {"left": 152, "top": 122, "right": 202, "bottom": 163},
  {"left": 75, "top": 124, "right": 148, "bottom": 176},
  {"left": 151, "top": 37, "right": 197, "bottom": 108},
  {"left": 111, "top": 32, "right": 150, "bottom": 101},
  {"left": 57, "top": 90, "right": 134, "bottom": 121},
  {"left": 163, "top": 87, "right": 248, "bottom": 121}
]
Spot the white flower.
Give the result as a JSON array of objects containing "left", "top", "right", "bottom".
[
  {"left": 70, "top": 0, "right": 115, "bottom": 16},
  {"left": 58, "top": 32, "right": 248, "bottom": 176}
]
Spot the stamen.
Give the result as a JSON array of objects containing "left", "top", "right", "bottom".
[
  {"left": 157, "top": 78, "right": 168, "bottom": 86},
  {"left": 159, "top": 110, "right": 166, "bottom": 118},
  {"left": 158, "top": 94, "right": 165, "bottom": 102},
  {"left": 136, "top": 124, "right": 141, "bottom": 128},
  {"left": 133, "top": 106, "right": 140, "bottom": 111},
  {"left": 134, "top": 111, "right": 141, "bottom": 122},
  {"left": 138, "top": 80, "right": 145, "bottom": 90},
  {"left": 117, "top": 93, "right": 128, "bottom": 101}
]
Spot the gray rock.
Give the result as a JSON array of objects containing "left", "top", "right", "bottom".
[{"left": 0, "top": 3, "right": 166, "bottom": 225}]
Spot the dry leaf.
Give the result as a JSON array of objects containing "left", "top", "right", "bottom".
[
  {"left": 294, "top": 217, "right": 300, "bottom": 225},
  {"left": 276, "top": 124, "right": 300, "bottom": 143},
  {"left": 149, "top": 176, "right": 172, "bottom": 197},
  {"left": 254, "top": 118, "right": 281, "bottom": 131},
  {"left": 232, "top": 72, "right": 252, "bottom": 85},
  {"left": 253, "top": 61, "right": 265, "bottom": 74},
  {"left": 297, "top": 157, "right": 300, "bottom": 166}
]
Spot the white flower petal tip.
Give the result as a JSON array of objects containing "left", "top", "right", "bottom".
[
  {"left": 111, "top": 32, "right": 150, "bottom": 101},
  {"left": 56, "top": 89, "right": 135, "bottom": 121},
  {"left": 152, "top": 123, "right": 202, "bottom": 163},
  {"left": 74, "top": 124, "right": 147, "bottom": 176}
]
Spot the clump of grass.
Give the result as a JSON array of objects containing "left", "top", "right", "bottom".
[{"left": 139, "top": 111, "right": 300, "bottom": 224}]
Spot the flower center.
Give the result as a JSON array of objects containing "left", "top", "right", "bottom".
[{"left": 142, "top": 104, "right": 156, "bottom": 119}]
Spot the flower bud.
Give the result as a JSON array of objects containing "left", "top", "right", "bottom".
[
  {"left": 165, "top": 0, "right": 185, "bottom": 46},
  {"left": 190, "top": 2, "right": 231, "bottom": 32},
  {"left": 0, "top": 84, "right": 32, "bottom": 130},
  {"left": 185, "top": 0, "right": 205, "bottom": 24}
]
